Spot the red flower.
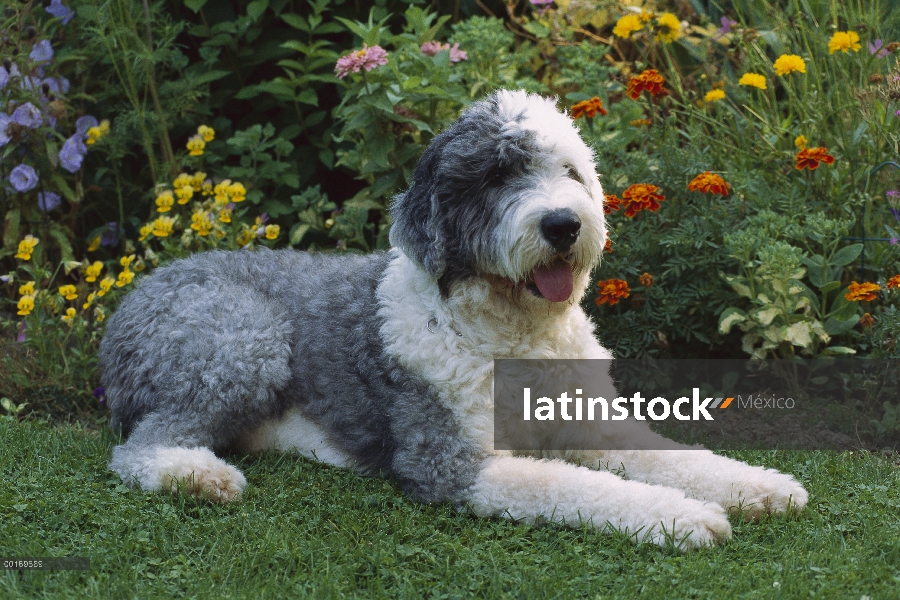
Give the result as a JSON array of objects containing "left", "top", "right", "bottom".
[
  {"left": 639, "top": 272, "right": 654, "bottom": 287},
  {"left": 622, "top": 183, "right": 665, "bottom": 217},
  {"left": 845, "top": 281, "right": 880, "bottom": 302},
  {"left": 571, "top": 97, "right": 609, "bottom": 119},
  {"left": 795, "top": 147, "right": 835, "bottom": 170},
  {"left": 604, "top": 193, "right": 622, "bottom": 214},
  {"left": 885, "top": 274, "right": 900, "bottom": 289},
  {"left": 627, "top": 69, "right": 668, "bottom": 100},
  {"left": 687, "top": 172, "right": 730, "bottom": 197},
  {"left": 604, "top": 239, "right": 612, "bottom": 253},
  {"left": 596, "top": 279, "right": 631, "bottom": 306},
  {"left": 859, "top": 313, "right": 875, "bottom": 329}
]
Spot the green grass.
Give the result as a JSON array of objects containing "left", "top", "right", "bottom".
[{"left": 2, "top": 417, "right": 899, "bottom": 599}]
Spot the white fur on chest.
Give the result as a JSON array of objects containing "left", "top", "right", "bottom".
[
  {"left": 376, "top": 251, "right": 611, "bottom": 451},
  {"left": 238, "top": 408, "right": 354, "bottom": 468}
]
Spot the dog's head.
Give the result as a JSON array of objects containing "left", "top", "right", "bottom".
[{"left": 390, "top": 90, "right": 606, "bottom": 308}]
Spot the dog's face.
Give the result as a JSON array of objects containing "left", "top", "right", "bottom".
[{"left": 390, "top": 90, "right": 606, "bottom": 309}]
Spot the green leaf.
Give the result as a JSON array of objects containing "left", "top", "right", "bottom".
[
  {"left": 48, "top": 225, "right": 75, "bottom": 264},
  {"left": 184, "top": 0, "right": 208, "bottom": 12},
  {"left": 753, "top": 306, "right": 781, "bottom": 326},
  {"left": 281, "top": 13, "right": 309, "bottom": 31},
  {"left": 296, "top": 88, "right": 318, "bottom": 106},
  {"left": 819, "top": 280, "right": 841, "bottom": 295},
  {"left": 718, "top": 307, "right": 747, "bottom": 334},
  {"left": 3, "top": 208, "right": 21, "bottom": 248},
  {"left": 828, "top": 289, "right": 858, "bottom": 321},
  {"left": 820, "top": 346, "right": 857, "bottom": 355},
  {"left": 247, "top": 0, "right": 268, "bottom": 21},
  {"left": 53, "top": 174, "right": 77, "bottom": 203},
  {"left": 831, "top": 244, "right": 863, "bottom": 267},
  {"left": 824, "top": 314, "right": 859, "bottom": 336}
]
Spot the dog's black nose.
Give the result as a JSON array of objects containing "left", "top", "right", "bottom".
[{"left": 540, "top": 209, "right": 581, "bottom": 252}]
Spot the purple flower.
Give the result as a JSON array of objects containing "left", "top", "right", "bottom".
[
  {"left": 76, "top": 115, "right": 98, "bottom": 137},
  {"left": 93, "top": 387, "right": 106, "bottom": 405},
  {"left": 38, "top": 191, "right": 61, "bottom": 212},
  {"left": 714, "top": 16, "right": 739, "bottom": 40},
  {"left": 100, "top": 222, "right": 119, "bottom": 247},
  {"left": 0, "top": 113, "right": 10, "bottom": 147},
  {"left": 869, "top": 39, "right": 890, "bottom": 58},
  {"left": 334, "top": 45, "right": 389, "bottom": 79},
  {"left": 42, "top": 77, "right": 69, "bottom": 95},
  {"left": 420, "top": 41, "right": 467, "bottom": 63},
  {"left": 0, "top": 66, "right": 8, "bottom": 90},
  {"left": 46, "top": 0, "right": 75, "bottom": 25},
  {"left": 892, "top": 238, "right": 899, "bottom": 245},
  {"left": 890, "top": 207, "right": 900, "bottom": 223},
  {"left": 59, "top": 134, "right": 87, "bottom": 173},
  {"left": 10, "top": 164, "right": 39, "bottom": 192},
  {"left": 12, "top": 103, "right": 43, "bottom": 129},
  {"left": 29, "top": 40, "right": 54, "bottom": 64},
  {"left": 17, "top": 321, "right": 27, "bottom": 343},
  {"left": 887, "top": 190, "right": 900, "bottom": 198}
]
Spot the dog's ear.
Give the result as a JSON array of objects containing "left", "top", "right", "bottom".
[{"left": 389, "top": 133, "right": 448, "bottom": 278}]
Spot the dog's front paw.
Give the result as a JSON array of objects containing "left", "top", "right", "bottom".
[
  {"left": 724, "top": 468, "right": 808, "bottom": 520},
  {"left": 157, "top": 447, "right": 247, "bottom": 503},
  {"left": 638, "top": 497, "right": 731, "bottom": 550}
]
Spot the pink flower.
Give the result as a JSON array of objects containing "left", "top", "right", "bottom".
[
  {"left": 420, "top": 41, "right": 468, "bottom": 63},
  {"left": 335, "top": 44, "right": 389, "bottom": 79}
]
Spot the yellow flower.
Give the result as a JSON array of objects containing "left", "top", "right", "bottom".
[
  {"left": 794, "top": 135, "right": 808, "bottom": 150},
  {"left": 218, "top": 208, "right": 232, "bottom": 223},
  {"left": 132, "top": 257, "right": 146, "bottom": 272},
  {"left": 773, "top": 54, "right": 806, "bottom": 76},
  {"left": 201, "top": 180, "right": 214, "bottom": 196},
  {"left": 704, "top": 89, "right": 726, "bottom": 102},
  {"left": 85, "top": 261, "right": 103, "bottom": 282},
  {"left": 613, "top": 14, "right": 643, "bottom": 38},
  {"left": 138, "top": 223, "right": 153, "bottom": 242},
  {"left": 58, "top": 284, "right": 78, "bottom": 300},
  {"left": 828, "top": 31, "right": 861, "bottom": 54},
  {"left": 655, "top": 12, "right": 682, "bottom": 43},
  {"left": 97, "top": 276, "right": 115, "bottom": 297},
  {"left": 152, "top": 216, "right": 176, "bottom": 237},
  {"left": 120, "top": 254, "right": 135, "bottom": 268},
  {"left": 228, "top": 182, "right": 246, "bottom": 203},
  {"left": 738, "top": 72, "right": 767, "bottom": 89},
  {"left": 99, "top": 119, "right": 110, "bottom": 134},
  {"left": 155, "top": 190, "right": 174, "bottom": 212},
  {"left": 83, "top": 292, "right": 96, "bottom": 310},
  {"left": 186, "top": 134, "right": 205, "bottom": 156},
  {"left": 265, "top": 224, "right": 280, "bottom": 240},
  {"left": 190, "top": 211, "right": 213, "bottom": 236},
  {"left": 236, "top": 228, "right": 255, "bottom": 247},
  {"left": 19, "top": 281, "right": 35, "bottom": 296},
  {"left": 62, "top": 307, "right": 77, "bottom": 324},
  {"left": 191, "top": 171, "right": 207, "bottom": 192},
  {"left": 175, "top": 185, "right": 194, "bottom": 204},
  {"left": 173, "top": 173, "right": 192, "bottom": 189},
  {"left": 116, "top": 268, "right": 134, "bottom": 287},
  {"left": 17, "top": 295, "right": 35, "bottom": 316},
  {"left": 214, "top": 180, "right": 232, "bottom": 203},
  {"left": 95, "top": 306, "right": 106, "bottom": 323},
  {"left": 15, "top": 235, "right": 39, "bottom": 260},
  {"left": 85, "top": 126, "right": 103, "bottom": 145},
  {"left": 197, "top": 125, "right": 215, "bottom": 143},
  {"left": 87, "top": 236, "right": 101, "bottom": 252}
]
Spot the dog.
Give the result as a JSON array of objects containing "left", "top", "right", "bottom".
[{"left": 100, "top": 90, "right": 807, "bottom": 549}]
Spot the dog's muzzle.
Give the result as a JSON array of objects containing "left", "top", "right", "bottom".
[{"left": 540, "top": 209, "right": 581, "bottom": 253}]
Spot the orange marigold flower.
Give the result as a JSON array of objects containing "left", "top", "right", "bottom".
[
  {"left": 571, "top": 97, "right": 608, "bottom": 119},
  {"left": 596, "top": 278, "right": 630, "bottom": 306},
  {"left": 630, "top": 118, "right": 652, "bottom": 127},
  {"left": 627, "top": 69, "right": 668, "bottom": 100},
  {"left": 639, "top": 272, "right": 653, "bottom": 287},
  {"left": 845, "top": 281, "right": 880, "bottom": 302},
  {"left": 687, "top": 172, "right": 730, "bottom": 197},
  {"left": 604, "top": 239, "right": 612, "bottom": 253},
  {"left": 859, "top": 312, "right": 875, "bottom": 329},
  {"left": 604, "top": 193, "right": 622, "bottom": 214},
  {"left": 886, "top": 274, "right": 900, "bottom": 289},
  {"left": 622, "top": 183, "right": 665, "bottom": 217},
  {"left": 795, "top": 147, "right": 835, "bottom": 170}
]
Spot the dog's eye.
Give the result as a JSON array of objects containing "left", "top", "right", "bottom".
[
  {"left": 486, "top": 169, "right": 505, "bottom": 185},
  {"left": 565, "top": 165, "right": 585, "bottom": 185}
]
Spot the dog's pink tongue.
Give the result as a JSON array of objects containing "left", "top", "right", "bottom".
[{"left": 533, "top": 261, "right": 573, "bottom": 302}]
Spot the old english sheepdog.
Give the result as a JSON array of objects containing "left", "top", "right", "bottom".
[{"left": 100, "top": 90, "right": 806, "bottom": 549}]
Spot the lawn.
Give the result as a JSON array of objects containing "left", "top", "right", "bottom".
[{"left": 2, "top": 417, "right": 899, "bottom": 599}]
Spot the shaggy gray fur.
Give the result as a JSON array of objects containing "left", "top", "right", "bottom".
[
  {"left": 101, "top": 249, "right": 482, "bottom": 503},
  {"left": 391, "top": 94, "right": 542, "bottom": 296},
  {"left": 101, "top": 91, "right": 555, "bottom": 505}
]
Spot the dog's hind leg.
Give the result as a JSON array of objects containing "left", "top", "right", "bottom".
[{"left": 110, "top": 412, "right": 247, "bottom": 503}]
